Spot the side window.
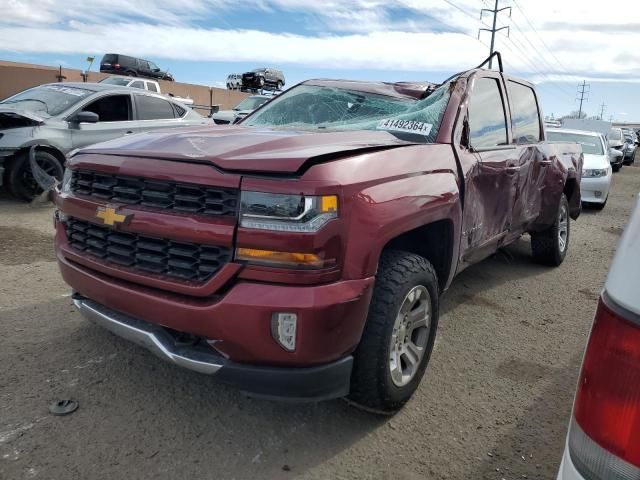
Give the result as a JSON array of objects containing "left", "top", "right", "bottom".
[
  {"left": 130, "top": 80, "right": 145, "bottom": 89},
  {"left": 172, "top": 103, "right": 186, "bottom": 118},
  {"left": 139, "top": 60, "right": 150, "bottom": 70},
  {"left": 507, "top": 81, "right": 541, "bottom": 144},
  {"left": 468, "top": 77, "right": 508, "bottom": 149},
  {"left": 81, "top": 95, "right": 131, "bottom": 122},
  {"left": 135, "top": 95, "right": 176, "bottom": 120},
  {"left": 146, "top": 82, "right": 158, "bottom": 93}
]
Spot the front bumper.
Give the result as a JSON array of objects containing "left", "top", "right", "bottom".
[
  {"left": 57, "top": 244, "right": 374, "bottom": 366},
  {"left": 73, "top": 295, "right": 353, "bottom": 401},
  {"left": 581, "top": 175, "right": 612, "bottom": 204}
]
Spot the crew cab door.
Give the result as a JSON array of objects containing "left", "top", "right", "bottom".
[
  {"left": 69, "top": 93, "right": 136, "bottom": 149},
  {"left": 133, "top": 93, "right": 187, "bottom": 132},
  {"left": 504, "top": 79, "right": 546, "bottom": 230},
  {"left": 456, "top": 74, "right": 520, "bottom": 266}
]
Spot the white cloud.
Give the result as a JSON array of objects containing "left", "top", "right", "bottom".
[
  {"left": 0, "top": 23, "right": 488, "bottom": 72},
  {"left": 0, "top": 0, "right": 639, "bottom": 81}
]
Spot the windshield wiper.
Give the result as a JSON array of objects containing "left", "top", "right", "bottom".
[{"left": 2, "top": 99, "right": 49, "bottom": 113}]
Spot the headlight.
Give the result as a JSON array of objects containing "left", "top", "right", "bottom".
[
  {"left": 239, "top": 192, "right": 338, "bottom": 232},
  {"left": 583, "top": 168, "right": 608, "bottom": 178},
  {"left": 60, "top": 168, "right": 73, "bottom": 193}
]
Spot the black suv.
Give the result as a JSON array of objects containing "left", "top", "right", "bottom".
[
  {"left": 100, "top": 54, "right": 174, "bottom": 81},
  {"left": 241, "top": 68, "right": 285, "bottom": 91}
]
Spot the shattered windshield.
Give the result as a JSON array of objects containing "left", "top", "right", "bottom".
[
  {"left": 242, "top": 83, "right": 451, "bottom": 142},
  {"left": 1, "top": 85, "right": 93, "bottom": 116}
]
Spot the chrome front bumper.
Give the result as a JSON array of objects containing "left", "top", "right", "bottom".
[
  {"left": 73, "top": 295, "right": 223, "bottom": 375},
  {"left": 71, "top": 294, "right": 354, "bottom": 401}
]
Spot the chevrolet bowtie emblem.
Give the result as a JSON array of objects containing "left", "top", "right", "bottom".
[{"left": 96, "top": 206, "right": 131, "bottom": 227}]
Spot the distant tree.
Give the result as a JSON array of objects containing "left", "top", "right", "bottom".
[{"left": 559, "top": 110, "right": 587, "bottom": 120}]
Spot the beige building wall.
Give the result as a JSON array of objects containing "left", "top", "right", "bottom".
[{"left": 0, "top": 60, "right": 248, "bottom": 112}]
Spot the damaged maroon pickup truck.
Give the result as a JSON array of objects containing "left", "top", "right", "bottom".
[{"left": 54, "top": 57, "right": 582, "bottom": 412}]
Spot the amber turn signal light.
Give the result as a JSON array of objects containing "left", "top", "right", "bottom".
[{"left": 236, "top": 248, "right": 328, "bottom": 269}]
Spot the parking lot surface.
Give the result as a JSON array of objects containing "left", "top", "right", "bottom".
[{"left": 1, "top": 164, "right": 639, "bottom": 480}]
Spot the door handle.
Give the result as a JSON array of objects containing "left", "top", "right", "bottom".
[{"left": 506, "top": 166, "right": 520, "bottom": 173}]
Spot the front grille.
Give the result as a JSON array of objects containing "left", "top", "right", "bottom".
[
  {"left": 71, "top": 170, "right": 239, "bottom": 217},
  {"left": 65, "top": 218, "right": 231, "bottom": 282}
]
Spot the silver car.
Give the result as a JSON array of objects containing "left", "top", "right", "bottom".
[{"left": 0, "top": 82, "right": 211, "bottom": 200}]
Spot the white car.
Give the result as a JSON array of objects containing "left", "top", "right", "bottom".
[
  {"left": 557, "top": 195, "right": 640, "bottom": 480},
  {"left": 226, "top": 74, "right": 242, "bottom": 90},
  {"left": 547, "top": 129, "right": 612, "bottom": 209},
  {"left": 99, "top": 76, "right": 194, "bottom": 105}
]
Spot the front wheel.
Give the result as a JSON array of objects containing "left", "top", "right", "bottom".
[
  {"left": 7, "top": 150, "right": 63, "bottom": 201},
  {"left": 612, "top": 164, "right": 621, "bottom": 173},
  {"left": 276, "top": 81, "right": 283, "bottom": 91},
  {"left": 348, "top": 250, "right": 439, "bottom": 413},
  {"left": 531, "top": 193, "right": 570, "bottom": 266}
]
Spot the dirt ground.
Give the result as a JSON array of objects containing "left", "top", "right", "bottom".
[{"left": 1, "top": 164, "right": 639, "bottom": 480}]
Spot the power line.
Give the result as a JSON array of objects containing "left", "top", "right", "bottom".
[
  {"left": 599, "top": 103, "right": 607, "bottom": 120},
  {"left": 478, "top": 0, "right": 512, "bottom": 68},
  {"left": 511, "top": 0, "right": 570, "bottom": 74},
  {"left": 577, "top": 80, "right": 590, "bottom": 118}
]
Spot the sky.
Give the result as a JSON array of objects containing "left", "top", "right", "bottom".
[{"left": 0, "top": 0, "right": 638, "bottom": 121}]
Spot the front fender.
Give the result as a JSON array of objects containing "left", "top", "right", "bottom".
[{"left": 343, "top": 171, "right": 461, "bottom": 284}]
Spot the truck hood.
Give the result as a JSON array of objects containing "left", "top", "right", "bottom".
[
  {"left": 0, "top": 106, "right": 47, "bottom": 128},
  {"left": 76, "top": 126, "right": 421, "bottom": 173}
]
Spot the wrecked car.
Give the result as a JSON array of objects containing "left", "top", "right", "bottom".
[
  {"left": 0, "top": 83, "right": 211, "bottom": 200},
  {"left": 54, "top": 54, "right": 583, "bottom": 413}
]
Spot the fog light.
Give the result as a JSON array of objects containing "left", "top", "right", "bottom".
[
  {"left": 271, "top": 313, "right": 297, "bottom": 352},
  {"left": 594, "top": 191, "right": 602, "bottom": 198}
]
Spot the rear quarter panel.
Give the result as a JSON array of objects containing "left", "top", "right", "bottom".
[{"left": 533, "top": 141, "right": 583, "bottom": 228}]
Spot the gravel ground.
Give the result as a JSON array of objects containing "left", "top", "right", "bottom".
[{"left": 1, "top": 163, "right": 639, "bottom": 480}]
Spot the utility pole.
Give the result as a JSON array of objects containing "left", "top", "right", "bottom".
[
  {"left": 479, "top": 0, "right": 511, "bottom": 68},
  {"left": 576, "top": 80, "right": 589, "bottom": 118},
  {"left": 598, "top": 103, "right": 607, "bottom": 120}
]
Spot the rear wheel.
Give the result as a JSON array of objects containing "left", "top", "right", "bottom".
[
  {"left": 349, "top": 250, "right": 439, "bottom": 413},
  {"left": 6, "top": 150, "right": 63, "bottom": 201},
  {"left": 126, "top": 70, "right": 137, "bottom": 77},
  {"left": 531, "top": 193, "right": 570, "bottom": 266}
]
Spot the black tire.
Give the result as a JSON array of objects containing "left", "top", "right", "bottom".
[
  {"left": 612, "top": 164, "right": 621, "bottom": 173},
  {"left": 592, "top": 199, "right": 607, "bottom": 211},
  {"left": 348, "top": 250, "right": 439, "bottom": 413},
  {"left": 127, "top": 70, "right": 137, "bottom": 77},
  {"left": 6, "top": 150, "right": 63, "bottom": 201},
  {"left": 258, "top": 77, "right": 265, "bottom": 87},
  {"left": 276, "top": 81, "right": 283, "bottom": 91},
  {"left": 531, "top": 193, "right": 570, "bottom": 266}
]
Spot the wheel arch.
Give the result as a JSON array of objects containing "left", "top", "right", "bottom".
[
  {"left": 564, "top": 175, "right": 581, "bottom": 219},
  {"left": 382, "top": 219, "right": 456, "bottom": 293}
]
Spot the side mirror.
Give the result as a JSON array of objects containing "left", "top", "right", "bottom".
[{"left": 74, "top": 111, "right": 99, "bottom": 123}]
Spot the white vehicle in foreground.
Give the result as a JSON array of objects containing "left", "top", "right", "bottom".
[
  {"left": 557, "top": 196, "right": 640, "bottom": 480},
  {"left": 547, "top": 129, "right": 612, "bottom": 209}
]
